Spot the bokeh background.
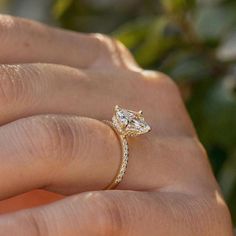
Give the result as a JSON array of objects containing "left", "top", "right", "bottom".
[{"left": 0, "top": 0, "right": 235, "bottom": 226}]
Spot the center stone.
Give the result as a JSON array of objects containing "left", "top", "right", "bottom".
[{"left": 112, "top": 106, "right": 151, "bottom": 136}]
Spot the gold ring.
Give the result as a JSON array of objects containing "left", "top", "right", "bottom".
[{"left": 103, "top": 105, "right": 151, "bottom": 190}]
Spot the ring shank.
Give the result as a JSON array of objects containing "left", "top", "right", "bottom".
[{"left": 103, "top": 120, "right": 129, "bottom": 190}]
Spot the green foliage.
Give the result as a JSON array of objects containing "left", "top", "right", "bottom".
[
  {"left": 161, "top": 0, "right": 196, "bottom": 14},
  {"left": 53, "top": 0, "right": 72, "bottom": 18},
  {"left": 53, "top": 0, "right": 236, "bottom": 224}
]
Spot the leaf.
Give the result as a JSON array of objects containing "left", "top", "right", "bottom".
[
  {"left": 53, "top": 0, "right": 73, "bottom": 19},
  {"left": 219, "top": 151, "right": 236, "bottom": 225},
  {"left": 194, "top": 5, "right": 236, "bottom": 40},
  {"left": 219, "top": 151, "right": 236, "bottom": 199},
  {"left": 112, "top": 18, "right": 153, "bottom": 49},
  {"left": 133, "top": 17, "right": 182, "bottom": 67},
  {"left": 217, "top": 31, "right": 236, "bottom": 61},
  {"left": 161, "top": 50, "right": 212, "bottom": 82},
  {"left": 0, "top": 0, "right": 8, "bottom": 7},
  {"left": 202, "top": 75, "right": 236, "bottom": 149},
  {"left": 161, "top": 0, "right": 196, "bottom": 13}
]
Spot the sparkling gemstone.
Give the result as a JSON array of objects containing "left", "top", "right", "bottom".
[{"left": 113, "top": 106, "right": 151, "bottom": 136}]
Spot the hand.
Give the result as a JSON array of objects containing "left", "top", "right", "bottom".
[{"left": 0, "top": 15, "right": 233, "bottom": 235}]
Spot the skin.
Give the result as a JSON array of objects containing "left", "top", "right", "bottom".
[{"left": 0, "top": 14, "right": 233, "bottom": 236}]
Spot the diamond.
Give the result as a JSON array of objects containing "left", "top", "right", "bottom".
[{"left": 112, "top": 105, "right": 151, "bottom": 137}]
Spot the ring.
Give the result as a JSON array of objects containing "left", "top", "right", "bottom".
[{"left": 103, "top": 105, "right": 151, "bottom": 190}]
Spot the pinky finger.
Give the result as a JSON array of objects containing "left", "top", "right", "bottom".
[
  {"left": 0, "top": 190, "right": 159, "bottom": 236},
  {"left": 0, "top": 190, "right": 231, "bottom": 236}
]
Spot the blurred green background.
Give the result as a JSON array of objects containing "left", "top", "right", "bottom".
[{"left": 0, "top": 0, "right": 236, "bottom": 226}]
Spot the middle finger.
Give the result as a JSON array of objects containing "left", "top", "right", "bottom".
[{"left": 0, "top": 63, "right": 190, "bottom": 136}]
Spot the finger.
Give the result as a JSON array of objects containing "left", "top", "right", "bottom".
[
  {"left": 0, "top": 190, "right": 231, "bottom": 236},
  {"left": 0, "top": 15, "right": 138, "bottom": 69},
  {"left": 0, "top": 114, "right": 121, "bottom": 199},
  {"left": 0, "top": 112, "right": 213, "bottom": 202},
  {"left": 0, "top": 113, "right": 168, "bottom": 200},
  {"left": 0, "top": 190, "right": 63, "bottom": 214},
  {"left": 0, "top": 64, "right": 193, "bottom": 136}
]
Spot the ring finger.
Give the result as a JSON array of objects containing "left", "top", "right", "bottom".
[{"left": 0, "top": 113, "right": 157, "bottom": 200}]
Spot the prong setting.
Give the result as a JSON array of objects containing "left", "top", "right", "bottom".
[
  {"left": 138, "top": 110, "right": 143, "bottom": 115},
  {"left": 112, "top": 105, "right": 151, "bottom": 137},
  {"left": 103, "top": 105, "right": 151, "bottom": 190}
]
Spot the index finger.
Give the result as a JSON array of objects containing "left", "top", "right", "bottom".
[{"left": 0, "top": 15, "right": 137, "bottom": 69}]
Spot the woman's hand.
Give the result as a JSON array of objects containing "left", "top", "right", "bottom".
[{"left": 0, "top": 15, "right": 233, "bottom": 235}]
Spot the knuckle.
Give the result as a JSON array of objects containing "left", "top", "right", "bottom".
[
  {"left": 111, "top": 37, "right": 129, "bottom": 54},
  {"left": 160, "top": 72, "right": 178, "bottom": 88},
  {"left": 92, "top": 33, "right": 127, "bottom": 50},
  {"left": 91, "top": 33, "right": 136, "bottom": 68},
  {"left": 153, "top": 71, "right": 184, "bottom": 102},
  {"left": 20, "top": 115, "right": 77, "bottom": 163},
  {"left": 164, "top": 77, "right": 180, "bottom": 96},
  {"left": 146, "top": 70, "right": 179, "bottom": 91},
  {"left": 159, "top": 73, "right": 182, "bottom": 99},
  {"left": 90, "top": 33, "right": 110, "bottom": 53},
  {"left": 131, "top": 70, "right": 182, "bottom": 104},
  {"left": 91, "top": 33, "right": 112, "bottom": 48}
]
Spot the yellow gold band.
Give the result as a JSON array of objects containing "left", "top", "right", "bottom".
[{"left": 103, "top": 120, "right": 129, "bottom": 190}]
